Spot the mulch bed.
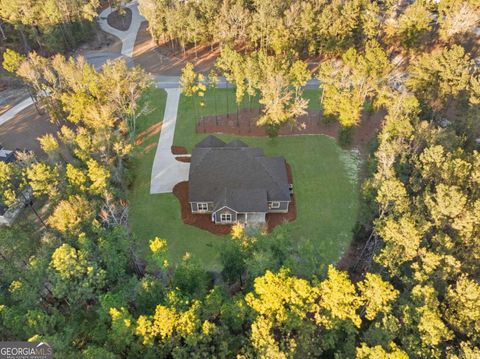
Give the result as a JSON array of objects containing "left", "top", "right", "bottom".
[
  {"left": 175, "top": 156, "right": 191, "bottom": 163},
  {"left": 171, "top": 145, "right": 188, "bottom": 155},
  {"left": 172, "top": 162, "right": 296, "bottom": 236},
  {"left": 107, "top": 8, "right": 132, "bottom": 31},
  {"left": 197, "top": 108, "right": 385, "bottom": 156},
  {"left": 173, "top": 181, "right": 232, "bottom": 235}
]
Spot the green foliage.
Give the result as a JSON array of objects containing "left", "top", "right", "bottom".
[
  {"left": 2, "top": 48, "right": 26, "bottom": 73},
  {"left": 0, "top": 0, "right": 99, "bottom": 53},
  {"left": 407, "top": 45, "right": 475, "bottom": 109},
  {"left": 318, "top": 41, "right": 391, "bottom": 128},
  {"left": 2, "top": 5, "right": 480, "bottom": 357},
  {"left": 384, "top": 2, "right": 432, "bottom": 48},
  {"left": 48, "top": 195, "right": 95, "bottom": 234}
]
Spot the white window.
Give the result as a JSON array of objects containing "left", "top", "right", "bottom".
[
  {"left": 197, "top": 203, "right": 208, "bottom": 211},
  {"left": 270, "top": 201, "right": 280, "bottom": 209},
  {"left": 220, "top": 213, "right": 232, "bottom": 223}
]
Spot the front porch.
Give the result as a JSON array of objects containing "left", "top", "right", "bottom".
[{"left": 237, "top": 212, "right": 266, "bottom": 224}]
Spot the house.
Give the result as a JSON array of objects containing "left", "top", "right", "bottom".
[
  {"left": 188, "top": 135, "right": 291, "bottom": 225},
  {"left": 0, "top": 148, "right": 31, "bottom": 226},
  {"left": 0, "top": 146, "right": 16, "bottom": 163}
]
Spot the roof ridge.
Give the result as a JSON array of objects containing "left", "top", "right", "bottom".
[{"left": 253, "top": 155, "right": 286, "bottom": 193}]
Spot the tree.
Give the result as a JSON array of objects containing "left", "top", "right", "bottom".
[
  {"left": 48, "top": 195, "right": 95, "bottom": 234},
  {"left": 180, "top": 62, "right": 205, "bottom": 121},
  {"left": 86, "top": 160, "right": 110, "bottom": 195},
  {"left": 384, "top": 3, "right": 432, "bottom": 48},
  {"left": 207, "top": 69, "right": 219, "bottom": 122},
  {"left": 358, "top": 273, "right": 399, "bottom": 321},
  {"left": 407, "top": 45, "right": 474, "bottom": 110},
  {"left": 220, "top": 240, "right": 246, "bottom": 286},
  {"left": 258, "top": 75, "right": 307, "bottom": 136},
  {"left": 172, "top": 253, "right": 209, "bottom": 299},
  {"left": 49, "top": 243, "right": 106, "bottom": 306},
  {"left": 0, "top": 161, "right": 22, "bottom": 206},
  {"left": 246, "top": 268, "right": 319, "bottom": 358},
  {"left": 356, "top": 342, "right": 409, "bottom": 359},
  {"left": 38, "top": 134, "right": 61, "bottom": 163},
  {"left": 2, "top": 48, "right": 26, "bottom": 73},
  {"left": 445, "top": 275, "right": 480, "bottom": 341},
  {"left": 0, "top": 0, "right": 99, "bottom": 53},
  {"left": 25, "top": 162, "right": 60, "bottom": 199},
  {"left": 216, "top": 45, "right": 247, "bottom": 123},
  {"left": 438, "top": 1, "right": 480, "bottom": 42},
  {"left": 318, "top": 41, "right": 391, "bottom": 128},
  {"left": 146, "top": 237, "right": 169, "bottom": 274}
]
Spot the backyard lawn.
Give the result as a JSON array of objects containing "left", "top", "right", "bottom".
[
  {"left": 128, "top": 88, "right": 224, "bottom": 270},
  {"left": 129, "top": 88, "right": 360, "bottom": 270}
]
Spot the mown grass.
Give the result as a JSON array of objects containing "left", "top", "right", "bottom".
[
  {"left": 174, "top": 88, "right": 360, "bottom": 266},
  {"left": 128, "top": 88, "right": 224, "bottom": 270},
  {"left": 129, "top": 87, "right": 359, "bottom": 269}
]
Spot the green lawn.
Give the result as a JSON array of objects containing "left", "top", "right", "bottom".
[
  {"left": 175, "top": 89, "right": 360, "bottom": 265},
  {"left": 129, "top": 88, "right": 360, "bottom": 270},
  {"left": 128, "top": 89, "right": 225, "bottom": 270}
]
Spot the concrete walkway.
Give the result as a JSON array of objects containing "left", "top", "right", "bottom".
[
  {"left": 98, "top": 1, "right": 145, "bottom": 58},
  {"left": 150, "top": 88, "right": 190, "bottom": 194}
]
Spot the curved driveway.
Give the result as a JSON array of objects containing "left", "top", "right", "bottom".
[
  {"left": 98, "top": 1, "right": 190, "bottom": 193},
  {"left": 98, "top": 1, "right": 145, "bottom": 58}
]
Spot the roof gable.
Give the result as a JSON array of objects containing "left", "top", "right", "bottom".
[
  {"left": 195, "top": 135, "right": 226, "bottom": 148},
  {"left": 226, "top": 139, "right": 248, "bottom": 148}
]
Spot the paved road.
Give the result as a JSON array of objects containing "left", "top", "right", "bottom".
[
  {"left": 1, "top": 0, "right": 321, "bottom": 194},
  {"left": 150, "top": 88, "right": 190, "bottom": 194},
  {"left": 0, "top": 97, "right": 34, "bottom": 127}
]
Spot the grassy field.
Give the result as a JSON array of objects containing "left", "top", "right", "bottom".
[
  {"left": 129, "top": 88, "right": 360, "bottom": 270},
  {"left": 128, "top": 88, "right": 225, "bottom": 270},
  {"left": 175, "top": 89, "right": 360, "bottom": 265}
]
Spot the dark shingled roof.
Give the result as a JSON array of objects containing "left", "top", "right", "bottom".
[
  {"left": 226, "top": 139, "right": 248, "bottom": 148},
  {"left": 213, "top": 188, "right": 268, "bottom": 212},
  {"left": 189, "top": 136, "right": 290, "bottom": 213},
  {"left": 195, "top": 135, "right": 226, "bottom": 148}
]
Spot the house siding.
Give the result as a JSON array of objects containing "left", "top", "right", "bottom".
[
  {"left": 267, "top": 201, "right": 290, "bottom": 213},
  {"left": 214, "top": 207, "right": 237, "bottom": 224},
  {"left": 191, "top": 202, "right": 214, "bottom": 213}
]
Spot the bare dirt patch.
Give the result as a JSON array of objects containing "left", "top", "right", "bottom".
[
  {"left": 133, "top": 22, "right": 219, "bottom": 75},
  {"left": 171, "top": 145, "right": 188, "bottom": 155},
  {"left": 72, "top": 28, "right": 122, "bottom": 56},
  {"left": 172, "top": 162, "right": 296, "bottom": 236},
  {"left": 107, "top": 8, "right": 132, "bottom": 31},
  {"left": 136, "top": 122, "right": 162, "bottom": 145},
  {"left": 197, "top": 108, "right": 385, "bottom": 155},
  {"left": 0, "top": 104, "right": 57, "bottom": 158}
]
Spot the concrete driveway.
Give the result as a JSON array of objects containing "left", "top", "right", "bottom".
[
  {"left": 98, "top": 1, "right": 145, "bottom": 58},
  {"left": 150, "top": 88, "right": 190, "bottom": 194}
]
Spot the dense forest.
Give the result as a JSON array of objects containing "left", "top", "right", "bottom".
[
  {"left": 1, "top": 0, "right": 480, "bottom": 358},
  {"left": 0, "top": 0, "right": 99, "bottom": 53}
]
